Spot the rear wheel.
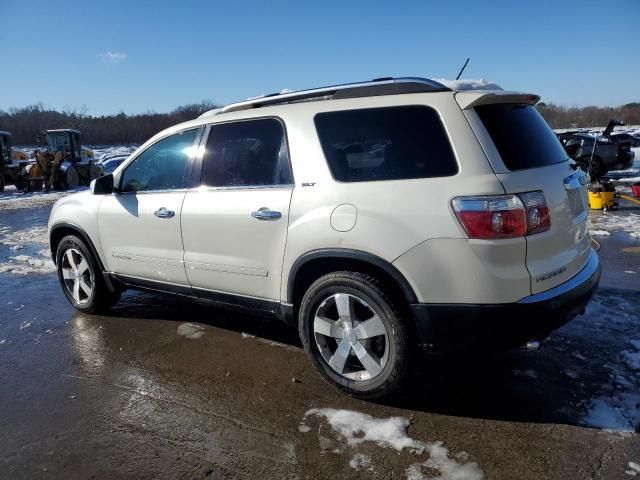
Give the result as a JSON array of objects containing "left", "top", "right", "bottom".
[
  {"left": 56, "top": 235, "right": 120, "bottom": 313},
  {"left": 298, "top": 271, "right": 412, "bottom": 399}
]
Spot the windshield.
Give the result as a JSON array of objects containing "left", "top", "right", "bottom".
[{"left": 476, "top": 104, "right": 568, "bottom": 171}]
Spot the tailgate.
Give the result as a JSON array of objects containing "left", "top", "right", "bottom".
[
  {"left": 497, "top": 164, "right": 591, "bottom": 293},
  {"left": 466, "top": 100, "right": 592, "bottom": 294}
]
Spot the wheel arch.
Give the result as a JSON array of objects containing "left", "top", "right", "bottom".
[
  {"left": 287, "top": 249, "right": 418, "bottom": 310},
  {"left": 49, "top": 222, "right": 105, "bottom": 271}
]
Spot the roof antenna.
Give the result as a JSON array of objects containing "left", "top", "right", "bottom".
[{"left": 455, "top": 58, "right": 470, "bottom": 80}]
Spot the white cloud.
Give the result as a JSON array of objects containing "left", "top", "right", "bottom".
[{"left": 100, "top": 51, "right": 127, "bottom": 64}]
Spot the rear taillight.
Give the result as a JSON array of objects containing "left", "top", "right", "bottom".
[
  {"left": 518, "top": 191, "right": 551, "bottom": 235},
  {"left": 452, "top": 192, "right": 551, "bottom": 240}
]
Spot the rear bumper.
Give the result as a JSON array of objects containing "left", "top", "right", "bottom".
[{"left": 411, "top": 249, "right": 600, "bottom": 353}]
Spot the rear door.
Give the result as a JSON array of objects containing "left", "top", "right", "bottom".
[
  {"left": 181, "top": 118, "right": 294, "bottom": 301},
  {"left": 464, "top": 100, "right": 591, "bottom": 294}
]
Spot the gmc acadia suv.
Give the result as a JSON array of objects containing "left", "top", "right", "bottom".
[{"left": 48, "top": 77, "right": 600, "bottom": 398}]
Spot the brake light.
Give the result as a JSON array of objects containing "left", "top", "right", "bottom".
[{"left": 452, "top": 192, "right": 551, "bottom": 239}]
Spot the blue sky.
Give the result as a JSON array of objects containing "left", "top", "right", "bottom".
[{"left": 1, "top": 0, "right": 638, "bottom": 115}]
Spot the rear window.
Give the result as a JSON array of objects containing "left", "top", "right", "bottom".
[
  {"left": 475, "top": 104, "right": 568, "bottom": 171},
  {"left": 314, "top": 106, "right": 458, "bottom": 182}
]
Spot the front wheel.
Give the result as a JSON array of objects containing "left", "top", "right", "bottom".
[
  {"left": 56, "top": 235, "right": 120, "bottom": 313},
  {"left": 61, "top": 166, "right": 79, "bottom": 190},
  {"left": 298, "top": 271, "right": 412, "bottom": 399}
]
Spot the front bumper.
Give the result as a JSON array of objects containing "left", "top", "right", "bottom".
[{"left": 411, "top": 249, "right": 601, "bottom": 353}]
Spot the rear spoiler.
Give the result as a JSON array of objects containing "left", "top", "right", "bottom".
[{"left": 455, "top": 90, "right": 541, "bottom": 110}]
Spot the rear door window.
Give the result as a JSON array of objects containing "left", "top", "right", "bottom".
[
  {"left": 200, "top": 118, "right": 292, "bottom": 187},
  {"left": 475, "top": 104, "right": 568, "bottom": 171},
  {"left": 314, "top": 106, "right": 458, "bottom": 182}
]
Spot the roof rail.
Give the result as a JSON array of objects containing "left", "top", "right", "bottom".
[{"left": 198, "top": 77, "right": 450, "bottom": 118}]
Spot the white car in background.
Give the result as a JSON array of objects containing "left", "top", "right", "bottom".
[{"left": 48, "top": 77, "right": 600, "bottom": 398}]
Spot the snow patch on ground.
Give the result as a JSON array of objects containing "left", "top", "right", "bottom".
[
  {"left": 590, "top": 230, "right": 611, "bottom": 236},
  {"left": 0, "top": 225, "right": 48, "bottom": 245},
  {"left": 0, "top": 255, "right": 56, "bottom": 275},
  {"left": 582, "top": 397, "right": 638, "bottom": 432},
  {"left": 349, "top": 453, "right": 371, "bottom": 470},
  {"left": 300, "top": 408, "right": 484, "bottom": 480},
  {"left": 177, "top": 322, "right": 205, "bottom": 339},
  {"left": 589, "top": 213, "right": 640, "bottom": 239},
  {"left": 0, "top": 189, "right": 79, "bottom": 211},
  {"left": 582, "top": 337, "right": 640, "bottom": 432},
  {"left": 0, "top": 225, "right": 55, "bottom": 275}
]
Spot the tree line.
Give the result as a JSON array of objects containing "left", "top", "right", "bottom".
[
  {"left": 1, "top": 99, "right": 639, "bottom": 146},
  {"left": 0, "top": 101, "right": 218, "bottom": 146},
  {"left": 537, "top": 102, "right": 640, "bottom": 129}
]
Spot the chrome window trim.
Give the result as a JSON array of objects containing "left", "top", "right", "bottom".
[
  {"left": 191, "top": 184, "right": 295, "bottom": 192},
  {"left": 115, "top": 188, "right": 190, "bottom": 196}
]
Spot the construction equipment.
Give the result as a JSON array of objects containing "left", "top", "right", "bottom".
[
  {"left": 588, "top": 180, "right": 640, "bottom": 210},
  {"left": 24, "top": 129, "right": 99, "bottom": 191},
  {"left": 0, "top": 131, "right": 30, "bottom": 191}
]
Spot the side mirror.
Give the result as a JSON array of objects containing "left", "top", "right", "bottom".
[{"left": 91, "top": 173, "right": 114, "bottom": 195}]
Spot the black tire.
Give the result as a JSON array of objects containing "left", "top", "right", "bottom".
[
  {"left": 298, "top": 271, "right": 412, "bottom": 399},
  {"left": 13, "top": 174, "right": 26, "bottom": 191},
  {"left": 55, "top": 235, "right": 120, "bottom": 313},
  {"left": 58, "top": 166, "right": 80, "bottom": 190}
]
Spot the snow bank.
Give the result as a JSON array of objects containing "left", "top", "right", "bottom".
[
  {"left": 433, "top": 78, "right": 502, "bottom": 91},
  {"left": 300, "top": 408, "right": 484, "bottom": 480}
]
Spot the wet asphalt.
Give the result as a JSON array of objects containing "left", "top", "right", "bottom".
[{"left": 0, "top": 192, "right": 639, "bottom": 480}]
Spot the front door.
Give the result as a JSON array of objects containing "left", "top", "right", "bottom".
[
  {"left": 98, "top": 128, "right": 200, "bottom": 285},
  {"left": 181, "top": 118, "right": 294, "bottom": 301}
]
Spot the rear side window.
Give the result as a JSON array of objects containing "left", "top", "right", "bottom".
[
  {"left": 201, "top": 118, "right": 292, "bottom": 187},
  {"left": 475, "top": 104, "right": 568, "bottom": 171},
  {"left": 314, "top": 106, "right": 458, "bottom": 182}
]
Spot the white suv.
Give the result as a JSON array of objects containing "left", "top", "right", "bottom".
[{"left": 48, "top": 77, "right": 600, "bottom": 397}]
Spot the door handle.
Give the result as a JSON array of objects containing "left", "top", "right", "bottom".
[
  {"left": 154, "top": 207, "right": 175, "bottom": 218},
  {"left": 251, "top": 207, "right": 282, "bottom": 221}
]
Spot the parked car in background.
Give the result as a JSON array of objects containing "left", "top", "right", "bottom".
[
  {"left": 48, "top": 77, "right": 600, "bottom": 398},
  {"left": 557, "top": 131, "right": 634, "bottom": 179},
  {"left": 101, "top": 157, "right": 127, "bottom": 175},
  {"left": 609, "top": 132, "right": 640, "bottom": 148}
]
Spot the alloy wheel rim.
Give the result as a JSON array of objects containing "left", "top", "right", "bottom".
[
  {"left": 313, "top": 293, "right": 390, "bottom": 381},
  {"left": 61, "top": 248, "right": 92, "bottom": 305}
]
